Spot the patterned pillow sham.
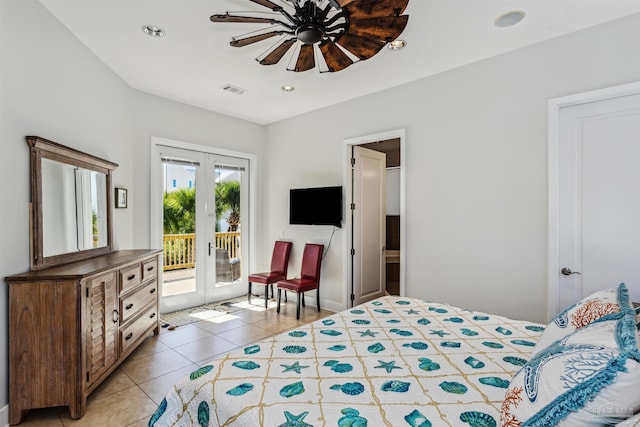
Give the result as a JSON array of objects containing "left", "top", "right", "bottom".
[
  {"left": 532, "top": 284, "right": 630, "bottom": 355},
  {"left": 615, "top": 412, "right": 640, "bottom": 426},
  {"left": 501, "top": 309, "right": 640, "bottom": 427}
]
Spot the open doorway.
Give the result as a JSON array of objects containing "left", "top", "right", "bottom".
[
  {"left": 344, "top": 129, "right": 405, "bottom": 307},
  {"left": 360, "top": 139, "right": 401, "bottom": 296}
]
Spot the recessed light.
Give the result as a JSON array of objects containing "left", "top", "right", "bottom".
[
  {"left": 142, "top": 25, "right": 165, "bottom": 37},
  {"left": 494, "top": 11, "right": 525, "bottom": 28},
  {"left": 387, "top": 39, "right": 406, "bottom": 51},
  {"left": 281, "top": 85, "right": 295, "bottom": 92}
]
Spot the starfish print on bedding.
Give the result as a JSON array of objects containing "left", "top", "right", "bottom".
[
  {"left": 358, "top": 329, "right": 378, "bottom": 337},
  {"left": 280, "top": 411, "right": 312, "bottom": 427},
  {"left": 375, "top": 360, "right": 402, "bottom": 373},
  {"left": 280, "top": 361, "right": 310, "bottom": 374},
  {"left": 430, "top": 329, "right": 449, "bottom": 337}
]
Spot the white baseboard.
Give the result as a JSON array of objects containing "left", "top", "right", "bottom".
[{"left": 0, "top": 404, "right": 8, "bottom": 427}]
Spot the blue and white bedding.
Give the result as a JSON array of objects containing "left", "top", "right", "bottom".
[{"left": 149, "top": 296, "right": 543, "bottom": 426}]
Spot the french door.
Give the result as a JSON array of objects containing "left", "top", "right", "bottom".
[{"left": 156, "top": 145, "right": 249, "bottom": 313}]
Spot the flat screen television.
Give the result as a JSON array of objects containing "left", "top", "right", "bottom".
[{"left": 290, "top": 186, "right": 342, "bottom": 228}]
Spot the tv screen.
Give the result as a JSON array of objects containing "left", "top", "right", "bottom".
[{"left": 290, "top": 186, "right": 342, "bottom": 228}]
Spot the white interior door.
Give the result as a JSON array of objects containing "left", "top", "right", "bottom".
[
  {"left": 351, "top": 145, "right": 386, "bottom": 306},
  {"left": 553, "top": 91, "right": 640, "bottom": 315}
]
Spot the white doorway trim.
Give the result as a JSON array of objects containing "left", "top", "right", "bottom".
[
  {"left": 149, "top": 136, "right": 258, "bottom": 312},
  {"left": 547, "top": 81, "right": 640, "bottom": 321},
  {"left": 343, "top": 129, "right": 406, "bottom": 308}
]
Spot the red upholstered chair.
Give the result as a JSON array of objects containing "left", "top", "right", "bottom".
[
  {"left": 277, "top": 243, "right": 324, "bottom": 320},
  {"left": 248, "top": 241, "right": 292, "bottom": 308}
]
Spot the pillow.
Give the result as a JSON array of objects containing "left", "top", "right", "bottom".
[
  {"left": 532, "top": 283, "right": 630, "bottom": 355},
  {"left": 501, "top": 309, "right": 640, "bottom": 427},
  {"left": 615, "top": 412, "right": 640, "bottom": 426}
]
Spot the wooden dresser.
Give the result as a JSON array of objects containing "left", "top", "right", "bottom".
[{"left": 6, "top": 249, "right": 162, "bottom": 425}]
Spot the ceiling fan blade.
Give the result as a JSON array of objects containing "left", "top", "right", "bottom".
[
  {"left": 347, "top": 15, "right": 408, "bottom": 42},
  {"left": 345, "top": 0, "right": 409, "bottom": 19},
  {"left": 335, "top": 33, "right": 385, "bottom": 60},
  {"left": 211, "top": 14, "right": 276, "bottom": 24},
  {"left": 249, "top": 0, "right": 282, "bottom": 11},
  {"left": 259, "top": 38, "right": 296, "bottom": 65},
  {"left": 294, "top": 44, "right": 315, "bottom": 72},
  {"left": 335, "top": 0, "right": 356, "bottom": 7},
  {"left": 230, "top": 31, "right": 282, "bottom": 47},
  {"left": 320, "top": 40, "right": 353, "bottom": 72}
]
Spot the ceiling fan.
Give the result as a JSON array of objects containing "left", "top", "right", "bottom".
[{"left": 211, "top": 0, "right": 409, "bottom": 73}]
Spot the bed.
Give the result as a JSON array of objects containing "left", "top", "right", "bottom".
[{"left": 148, "top": 296, "right": 544, "bottom": 426}]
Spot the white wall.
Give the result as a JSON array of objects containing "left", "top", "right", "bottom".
[
  {"left": 0, "top": 0, "right": 264, "bottom": 420},
  {"left": 265, "top": 13, "right": 640, "bottom": 324}
]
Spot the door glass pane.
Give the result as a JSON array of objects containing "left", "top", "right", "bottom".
[
  {"left": 162, "top": 162, "right": 197, "bottom": 297},
  {"left": 214, "top": 164, "right": 242, "bottom": 286}
]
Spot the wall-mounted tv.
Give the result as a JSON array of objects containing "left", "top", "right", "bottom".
[{"left": 290, "top": 186, "right": 342, "bottom": 228}]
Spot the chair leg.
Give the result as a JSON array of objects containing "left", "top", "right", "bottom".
[
  {"left": 296, "top": 293, "right": 301, "bottom": 320},
  {"left": 302, "top": 293, "right": 306, "bottom": 307},
  {"left": 284, "top": 290, "right": 287, "bottom": 303},
  {"left": 248, "top": 281, "right": 252, "bottom": 303},
  {"left": 277, "top": 288, "right": 282, "bottom": 314},
  {"left": 270, "top": 284, "right": 274, "bottom": 298},
  {"left": 264, "top": 285, "right": 269, "bottom": 309},
  {"left": 317, "top": 289, "right": 320, "bottom": 312}
]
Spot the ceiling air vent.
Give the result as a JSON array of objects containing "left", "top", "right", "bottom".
[{"left": 220, "top": 84, "right": 247, "bottom": 95}]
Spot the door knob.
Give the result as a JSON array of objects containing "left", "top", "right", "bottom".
[{"left": 561, "top": 267, "right": 581, "bottom": 276}]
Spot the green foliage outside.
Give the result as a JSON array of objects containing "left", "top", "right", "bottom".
[{"left": 162, "top": 181, "right": 240, "bottom": 234}]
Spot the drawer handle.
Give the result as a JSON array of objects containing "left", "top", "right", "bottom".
[
  {"left": 150, "top": 313, "right": 156, "bottom": 319},
  {"left": 127, "top": 274, "right": 136, "bottom": 281},
  {"left": 112, "top": 310, "right": 120, "bottom": 323},
  {"left": 125, "top": 332, "right": 133, "bottom": 341},
  {"left": 147, "top": 266, "right": 155, "bottom": 272},
  {"left": 125, "top": 303, "right": 134, "bottom": 310},
  {"left": 150, "top": 288, "right": 156, "bottom": 294}
]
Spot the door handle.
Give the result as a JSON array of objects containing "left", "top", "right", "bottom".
[
  {"left": 208, "top": 242, "right": 213, "bottom": 256},
  {"left": 561, "top": 267, "right": 581, "bottom": 276}
]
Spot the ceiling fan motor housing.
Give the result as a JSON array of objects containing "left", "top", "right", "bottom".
[{"left": 296, "top": 23, "right": 325, "bottom": 44}]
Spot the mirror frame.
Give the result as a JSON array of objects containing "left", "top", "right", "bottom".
[{"left": 27, "top": 136, "right": 119, "bottom": 270}]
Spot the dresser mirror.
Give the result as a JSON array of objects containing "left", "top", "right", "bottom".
[{"left": 27, "top": 136, "right": 118, "bottom": 270}]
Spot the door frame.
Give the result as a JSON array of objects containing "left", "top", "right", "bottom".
[
  {"left": 343, "top": 129, "right": 406, "bottom": 308},
  {"left": 149, "top": 136, "right": 258, "bottom": 313},
  {"left": 547, "top": 81, "right": 640, "bottom": 321}
]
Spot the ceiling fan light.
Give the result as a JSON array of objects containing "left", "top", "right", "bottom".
[
  {"left": 281, "top": 85, "right": 295, "bottom": 92},
  {"left": 296, "top": 23, "right": 325, "bottom": 44},
  {"left": 141, "top": 24, "right": 165, "bottom": 37},
  {"left": 387, "top": 39, "right": 406, "bottom": 51}
]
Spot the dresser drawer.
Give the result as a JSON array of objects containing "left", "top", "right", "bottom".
[
  {"left": 120, "top": 280, "right": 158, "bottom": 323},
  {"left": 120, "top": 306, "right": 158, "bottom": 356},
  {"left": 119, "top": 264, "right": 142, "bottom": 294},
  {"left": 142, "top": 258, "right": 158, "bottom": 281}
]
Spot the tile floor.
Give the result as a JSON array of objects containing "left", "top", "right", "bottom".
[{"left": 16, "top": 298, "right": 332, "bottom": 427}]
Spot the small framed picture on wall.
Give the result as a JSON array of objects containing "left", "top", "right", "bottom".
[{"left": 115, "top": 187, "right": 128, "bottom": 209}]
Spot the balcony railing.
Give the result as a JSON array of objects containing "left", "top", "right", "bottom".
[{"left": 163, "top": 232, "right": 240, "bottom": 271}]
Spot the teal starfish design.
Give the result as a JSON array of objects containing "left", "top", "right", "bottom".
[
  {"left": 375, "top": 359, "right": 402, "bottom": 373},
  {"left": 406, "top": 309, "right": 420, "bottom": 315},
  {"left": 430, "top": 329, "right": 449, "bottom": 337},
  {"left": 358, "top": 329, "right": 378, "bottom": 337},
  {"left": 279, "top": 411, "right": 312, "bottom": 427},
  {"left": 280, "top": 361, "right": 310, "bottom": 374}
]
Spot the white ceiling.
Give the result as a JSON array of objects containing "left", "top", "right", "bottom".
[{"left": 39, "top": 1, "right": 640, "bottom": 125}]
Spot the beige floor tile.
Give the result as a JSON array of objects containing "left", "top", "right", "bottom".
[
  {"left": 138, "top": 364, "right": 198, "bottom": 405},
  {"left": 121, "top": 348, "right": 193, "bottom": 384},
  {"left": 89, "top": 368, "right": 136, "bottom": 402},
  {"left": 125, "top": 334, "right": 170, "bottom": 363},
  {"left": 156, "top": 324, "right": 212, "bottom": 348},
  {"left": 60, "top": 386, "right": 157, "bottom": 427},
  {"left": 172, "top": 334, "right": 238, "bottom": 363},
  {"left": 215, "top": 323, "right": 275, "bottom": 346},
  {"left": 192, "top": 314, "right": 249, "bottom": 334},
  {"left": 15, "top": 408, "right": 64, "bottom": 426},
  {"left": 126, "top": 417, "right": 152, "bottom": 427}
]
